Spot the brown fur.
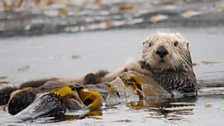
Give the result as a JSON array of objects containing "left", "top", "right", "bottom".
[
  {"left": 0, "top": 86, "right": 18, "bottom": 105},
  {"left": 19, "top": 78, "right": 58, "bottom": 89}
]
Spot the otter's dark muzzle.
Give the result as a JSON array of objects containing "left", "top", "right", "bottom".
[{"left": 156, "top": 45, "right": 169, "bottom": 58}]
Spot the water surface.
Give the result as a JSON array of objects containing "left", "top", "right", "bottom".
[{"left": 0, "top": 28, "right": 224, "bottom": 126}]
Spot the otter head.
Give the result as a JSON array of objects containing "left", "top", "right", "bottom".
[{"left": 142, "top": 32, "right": 193, "bottom": 72}]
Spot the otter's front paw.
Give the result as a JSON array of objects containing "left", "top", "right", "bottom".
[{"left": 122, "top": 59, "right": 151, "bottom": 75}]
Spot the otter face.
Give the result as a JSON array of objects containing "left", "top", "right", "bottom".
[{"left": 142, "top": 33, "right": 191, "bottom": 71}]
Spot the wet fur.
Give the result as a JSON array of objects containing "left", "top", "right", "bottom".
[
  {"left": 143, "top": 33, "right": 196, "bottom": 94},
  {"left": 0, "top": 87, "right": 18, "bottom": 105},
  {"left": 126, "top": 33, "right": 197, "bottom": 94},
  {"left": 19, "top": 78, "right": 59, "bottom": 89},
  {"left": 83, "top": 70, "right": 109, "bottom": 84},
  {"left": 101, "top": 33, "right": 197, "bottom": 95}
]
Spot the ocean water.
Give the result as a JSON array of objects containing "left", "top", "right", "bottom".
[{"left": 0, "top": 28, "right": 224, "bottom": 126}]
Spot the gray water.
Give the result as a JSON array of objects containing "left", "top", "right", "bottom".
[{"left": 0, "top": 28, "right": 224, "bottom": 126}]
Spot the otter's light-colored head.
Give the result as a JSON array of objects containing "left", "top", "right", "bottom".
[{"left": 142, "top": 32, "right": 192, "bottom": 71}]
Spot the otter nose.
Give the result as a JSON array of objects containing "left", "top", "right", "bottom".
[{"left": 156, "top": 45, "right": 169, "bottom": 58}]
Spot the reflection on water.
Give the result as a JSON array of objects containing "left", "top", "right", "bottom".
[
  {"left": 126, "top": 97, "right": 196, "bottom": 121},
  {"left": 16, "top": 97, "right": 197, "bottom": 124},
  {"left": 0, "top": 92, "right": 223, "bottom": 126}
]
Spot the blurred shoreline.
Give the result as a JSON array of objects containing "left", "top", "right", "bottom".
[{"left": 0, "top": 0, "right": 224, "bottom": 37}]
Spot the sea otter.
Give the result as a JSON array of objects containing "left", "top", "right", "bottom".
[
  {"left": 0, "top": 32, "right": 197, "bottom": 116},
  {"left": 142, "top": 32, "right": 197, "bottom": 94},
  {"left": 107, "top": 32, "right": 197, "bottom": 95}
]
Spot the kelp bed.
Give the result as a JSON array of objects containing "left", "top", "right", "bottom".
[{"left": 0, "top": 71, "right": 197, "bottom": 123}]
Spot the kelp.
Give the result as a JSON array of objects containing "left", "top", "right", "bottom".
[
  {"left": 6, "top": 87, "right": 37, "bottom": 115},
  {"left": 105, "top": 71, "right": 170, "bottom": 106},
  {"left": 5, "top": 71, "right": 172, "bottom": 120},
  {"left": 13, "top": 85, "right": 103, "bottom": 120}
]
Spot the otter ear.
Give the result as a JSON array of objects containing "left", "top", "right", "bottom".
[
  {"left": 143, "top": 41, "right": 147, "bottom": 45},
  {"left": 186, "top": 42, "right": 189, "bottom": 48}
]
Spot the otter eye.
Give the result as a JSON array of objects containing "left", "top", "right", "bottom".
[
  {"left": 174, "top": 41, "right": 178, "bottom": 47},
  {"left": 148, "top": 42, "right": 152, "bottom": 47}
]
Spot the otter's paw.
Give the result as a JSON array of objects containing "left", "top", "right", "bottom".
[{"left": 122, "top": 59, "right": 151, "bottom": 75}]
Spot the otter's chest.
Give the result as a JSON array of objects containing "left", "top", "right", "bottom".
[{"left": 152, "top": 70, "right": 196, "bottom": 94}]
